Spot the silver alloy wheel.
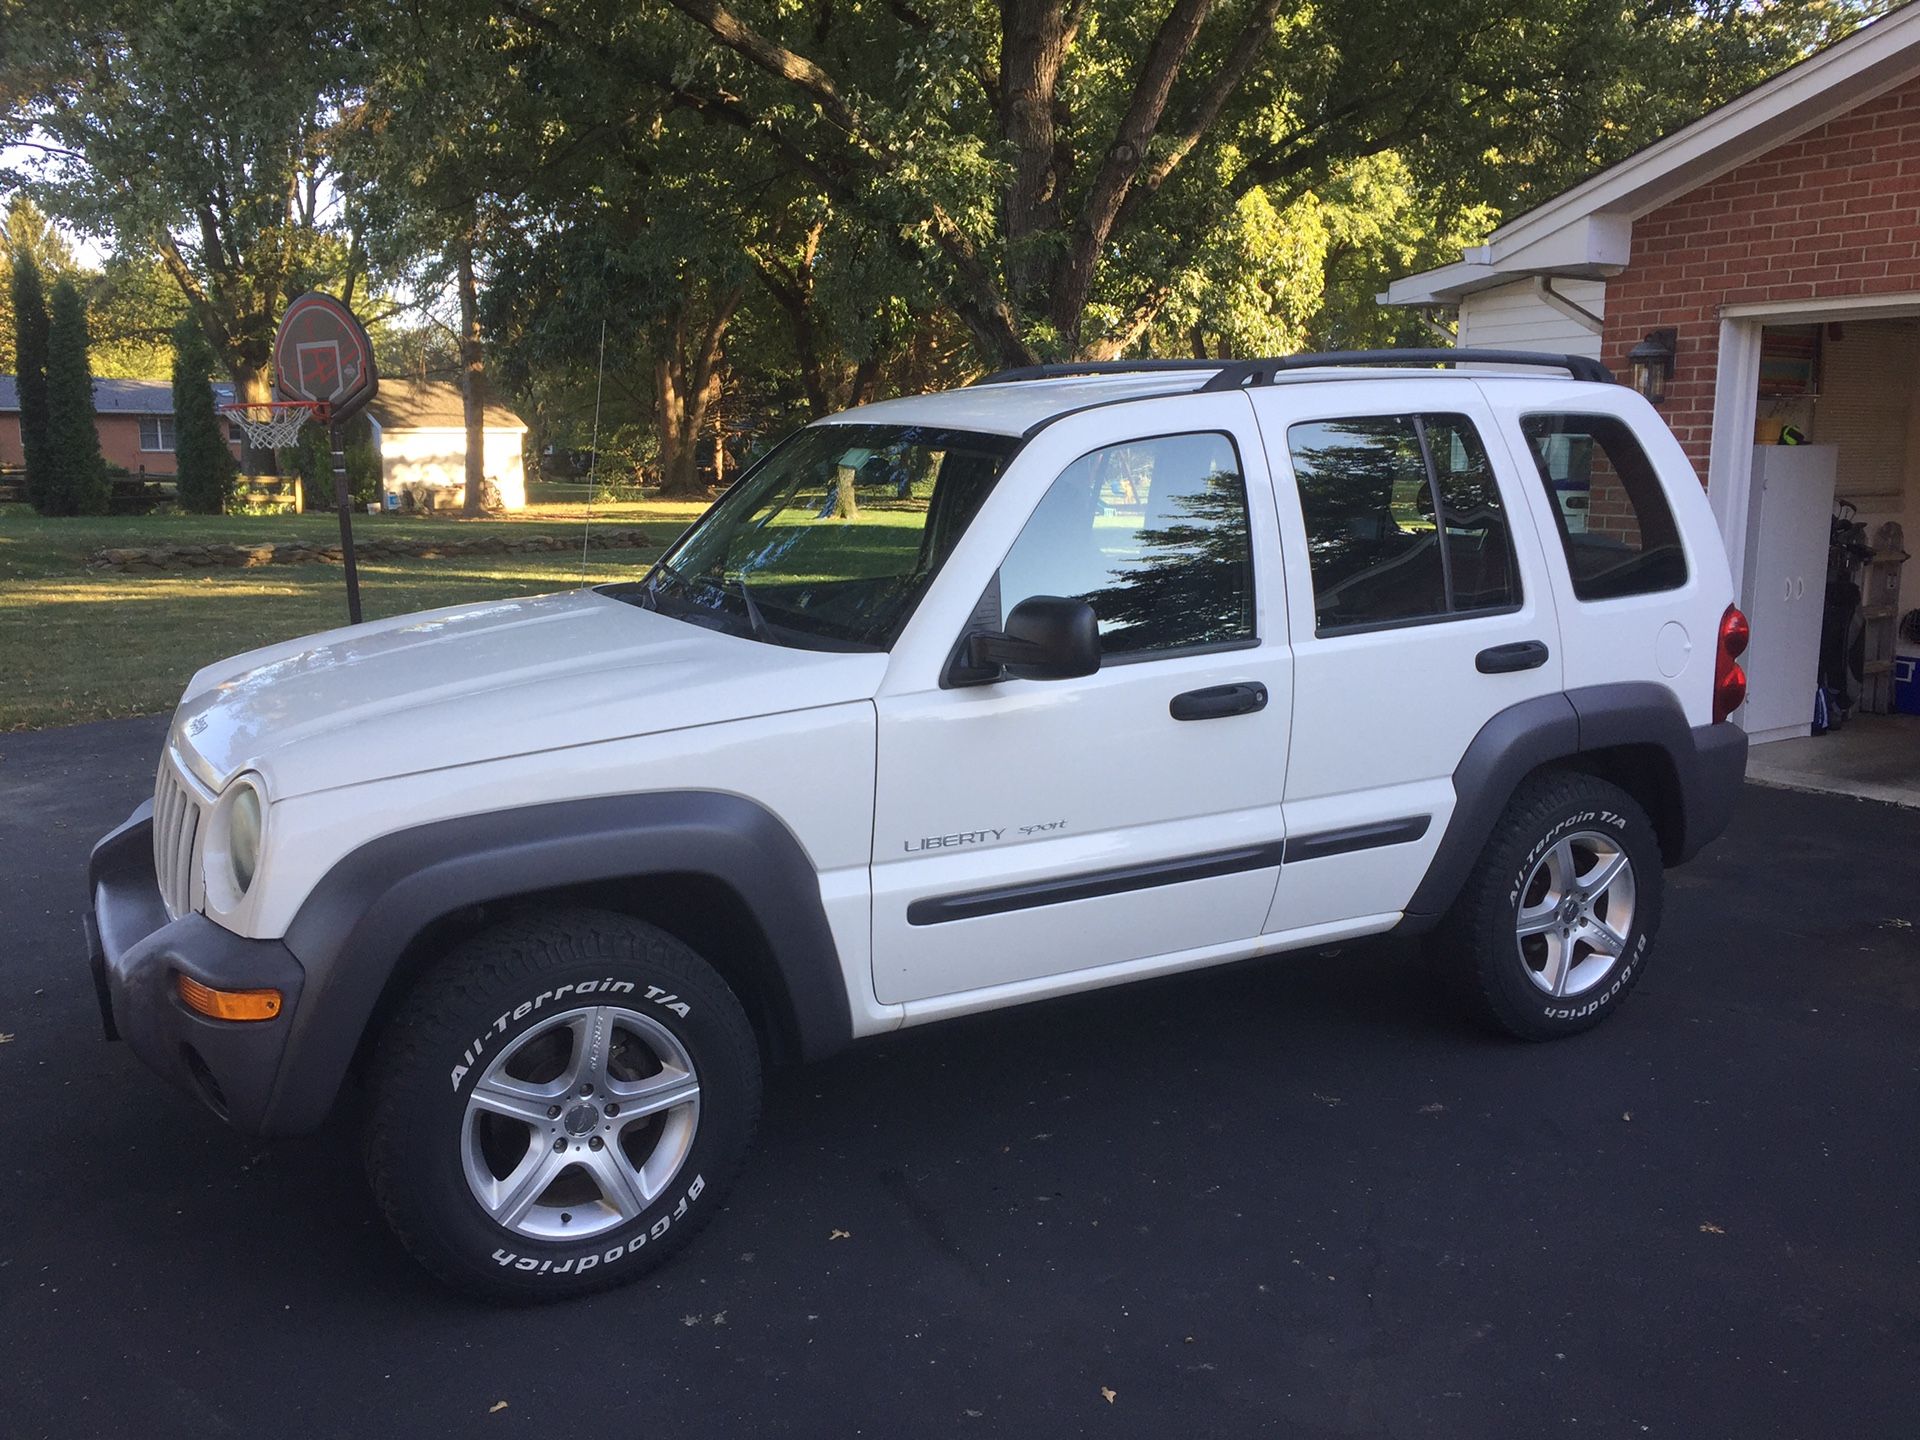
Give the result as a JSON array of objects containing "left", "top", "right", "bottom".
[
  {"left": 1513, "top": 830, "right": 1638, "bottom": 999},
  {"left": 461, "top": 1005, "right": 700, "bottom": 1241}
]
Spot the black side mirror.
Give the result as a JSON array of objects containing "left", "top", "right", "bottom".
[{"left": 964, "top": 595, "right": 1101, "bottom": 681}]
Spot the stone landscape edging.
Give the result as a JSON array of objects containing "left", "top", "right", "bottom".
[{"left": 88, "top": 527, "right": 655, "bottom": 573}]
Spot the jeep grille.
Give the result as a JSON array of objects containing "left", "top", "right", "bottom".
[{"left": 153, "top": 757, "right": 204, "bottom": 920}]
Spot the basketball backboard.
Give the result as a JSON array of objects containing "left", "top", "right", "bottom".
[{"left": 273, "top": 292, "right": 379, "bottom": 423}]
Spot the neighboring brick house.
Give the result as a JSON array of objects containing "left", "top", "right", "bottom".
[
  {"left": 1385, "top": 5, "right": 1920, "bottom": 744},
  {"left": 0, "top": 376, "right": 241, "bottom": 477}
]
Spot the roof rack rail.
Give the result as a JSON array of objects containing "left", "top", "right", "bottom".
[
  {"left": 1199, "top": 349, "right": 1615, "bottom": 389},
  {"left": 974, "top": 349, "right": 1614, "bottom": 389},
  {"left": 975, "top": 359, "right": 1226, "bottom": 385}
]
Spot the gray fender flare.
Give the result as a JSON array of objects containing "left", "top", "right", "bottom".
[
  {"left": 263, "top": 791, "right": 851, "bottom": 1135},
  {"left": 1400, "top": 682, "right": 1744, "bottom": 929}
]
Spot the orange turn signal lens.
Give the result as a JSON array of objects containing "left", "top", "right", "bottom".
[{"left": 176, "top": 973, "right": 282, "bottom": 1022}]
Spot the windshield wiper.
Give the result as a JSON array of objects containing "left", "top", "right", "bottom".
[
  {"left": 733, "top": 579, "right": 781, "bottom": 646},
  {"left": 640, "top": 559, "right": 689, "bottom": 611}
]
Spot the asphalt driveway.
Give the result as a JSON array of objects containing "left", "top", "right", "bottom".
[{"left": 1, "top": 715, "right": 1915, "bottom": 1438}]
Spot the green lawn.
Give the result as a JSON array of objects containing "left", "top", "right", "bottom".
[{"left": 0, "top": 502, "right": 701, "bottom": 730}]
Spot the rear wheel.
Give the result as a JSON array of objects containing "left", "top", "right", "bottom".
[
  {"left": 1439, "top": 771, "right": 1664, "bottom": 1040},
  {"left": 365, "top": 909, "right": 760, "bottom": 1301}
]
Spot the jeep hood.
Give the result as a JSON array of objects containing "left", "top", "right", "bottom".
[{"left": 170, "top": 588, "right": 887, "bottom": 798}]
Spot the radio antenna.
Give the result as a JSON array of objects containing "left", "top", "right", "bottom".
[{"left": 579, "top": 312, "right": 609, "bottom": 586}]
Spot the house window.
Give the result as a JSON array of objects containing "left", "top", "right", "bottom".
[
  {"left": 138, "top": 416, "right": 176, "bottom": 452},
  {"left": 1285, "top": 413, "right": 1520, "bottom": 635}
]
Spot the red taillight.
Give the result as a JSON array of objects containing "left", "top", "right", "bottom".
[{"left": 1713, "top": 604, "right": 1750, "bottom": 723}]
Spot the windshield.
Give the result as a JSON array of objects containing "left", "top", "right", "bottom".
[{"left": 606, "top": 423, "right": 1018, "bottom": 650}]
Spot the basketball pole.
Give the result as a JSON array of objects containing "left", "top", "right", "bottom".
[{"left": 330, "top": 417, "right": 363, "bottom": 624}]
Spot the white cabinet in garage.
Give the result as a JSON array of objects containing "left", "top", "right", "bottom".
[{"left": 1740, "top": 445, "right": 1838, "bottom": 742}]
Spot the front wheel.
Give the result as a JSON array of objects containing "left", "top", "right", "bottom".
[
  {"left": 365, "top": 909, "right": 761, "bottom": 1301},
  {"left": 1438, "top": 771, "right": 1664, "bottom": 1041}
]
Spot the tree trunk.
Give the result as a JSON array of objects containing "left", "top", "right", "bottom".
[
  {"left": 456, "top": 232, "right": 488, "bottom": 516},
  {"left": 654, "top": 348, "right": 703, "bottom": 499},
  {"left": 830, "top": 462, "right": 858, "bottom": 519},
  {"left": 232, "top": 360, "right": 279, "bottom": 478},
  {"left": 652, "top": 285, "right": 744, "bottom": 498},
  {"left": 997, "top": 0, "right": 1069, "bottom": 317}
]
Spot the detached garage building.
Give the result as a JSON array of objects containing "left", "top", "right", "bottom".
[
  {"left": 369, "top": 379, "right": 530, "bottom": 511},
  {"left": 1385, "top": 6, "right": 1920, "bottom": 791}
]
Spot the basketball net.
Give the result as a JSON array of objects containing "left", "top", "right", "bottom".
[{"left": 222, "top": 399, "right": 328, "bottom": 451}]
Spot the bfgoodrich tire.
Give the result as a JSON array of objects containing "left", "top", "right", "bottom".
[
  {"left": 1438, "top": 771, "right": 1664, "bottom": 1041},
  {"left": 365, "top": 909, "right": 761, "bottom": 1302}
]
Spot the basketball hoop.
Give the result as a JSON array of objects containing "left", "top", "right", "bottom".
[{"left": 221, "top": 399, "right": 329, "bottom": 451}]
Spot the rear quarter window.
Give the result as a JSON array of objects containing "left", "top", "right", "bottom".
[{"left": 1519, "top": 413, "right": 1688, "bottom": 601}]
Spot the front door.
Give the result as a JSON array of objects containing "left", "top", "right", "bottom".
[{"left": 869, "top": 391, "right": 1294, "bottom": 1007}]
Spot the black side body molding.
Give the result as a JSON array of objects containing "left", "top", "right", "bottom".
[
  {"left": 1284, "top": 815, "right": 1431, "bottom": 864},
  {"left": 907, "top": 841, "right": 1286, "bottom": 926},
  {"left": 270, "top": 792, "right": 851, "bottom": 1135},
  {"left": 1398, "top": 683, "right": 1748, "bottom": 932}
]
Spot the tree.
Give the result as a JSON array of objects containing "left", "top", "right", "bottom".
[
  {"left": 1, "top": 197, "right": 78, "bottom": 376},
  {"left": 90, "top": 257, "right": 192, "bottom": 379},
  {"left": 2, "top": 0, "right": 365, "bottom": 428},
  {"left": 9, "top": 250, "right": 53, "bottom": 510},
  {"left": 170, "top": 317, "right": 236, "bottom": 513},
  {"left": 474, "top": 85, "right": 761, "bottom": 497},
  {"left": 475, "top": 0, "right": 1888, "bottom": 370},
  {"left": 41, "top": 277, "right": 109, "bottom": 516}
]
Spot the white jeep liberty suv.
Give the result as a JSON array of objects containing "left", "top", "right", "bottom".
[{"left": 86, "top": 350, "right": 1751, "bottom": 1300}]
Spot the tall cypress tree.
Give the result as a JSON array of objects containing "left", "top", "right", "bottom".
[
  {"left": 170, "top": 318, "right": 235, "bottom": 513},
  {"left": 42, "top": 277, "right": 109, "bottom": 516},
  {"left": 9, "top": 251, "right": 52, "bottom": 510}
]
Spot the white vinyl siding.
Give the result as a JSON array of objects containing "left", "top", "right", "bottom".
[
  {"left": 376, "top": 426, "right": 529, "bottom": 509},
  {"left": 1456, "top": 278, "right": 1607, "bottom": 359}
]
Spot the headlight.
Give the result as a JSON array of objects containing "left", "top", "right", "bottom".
[
  {"left": 206, "top": 774, "right": 268, "bottom": 912},
  {"left": 229, "top": 784, "right": 263, "bottom": 895}
]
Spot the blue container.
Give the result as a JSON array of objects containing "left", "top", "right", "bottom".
[
  {"left": 383, "top": 491, "right": 401, "bottom": 513},
  {"left": 1896, "top": 654, "right": 1920, "bottom": 716}
]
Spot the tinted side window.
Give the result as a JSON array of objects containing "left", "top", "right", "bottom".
[
  {"left": 1425, "top": 416, "right": 1520, "bottom": 615},
  {"left": 1000, "top": 432, "right": 1254, "bottom": 657},
  {"left": 1286, "top": 414, "right": 1520, "bottom": 634},
  {"left": 1520, "top": 413, "right": 1688, "bottom": 601}
]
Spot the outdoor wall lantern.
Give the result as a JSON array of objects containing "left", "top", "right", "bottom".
[{"left": 1628, "top": 328, "right": 1678, "bottom": 405}]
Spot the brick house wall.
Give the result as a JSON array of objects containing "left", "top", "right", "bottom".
[
  {"left": 2, "top": 410, "right": 241, "bottom": 477},
  {"left": 99, "top": 415, "right": 174, "bottom": 475},
  {"left": 1601, "top": 75, "right": 1920, "bottom": 480}
]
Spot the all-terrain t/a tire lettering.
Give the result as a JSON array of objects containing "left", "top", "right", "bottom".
[
  {"left": 364, "top": 909, "right": 761, "bottom": 1302},
  {"left": 1438, "top": 771, "right": 1665, "bottom": 1042}
]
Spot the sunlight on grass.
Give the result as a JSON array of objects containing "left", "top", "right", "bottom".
[{"left": 1, "top": 505, "right": 671, "bottom": 729}]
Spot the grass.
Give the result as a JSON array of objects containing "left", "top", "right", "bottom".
[{"left": 0, "top": 500, "right": 699, "bottom": 731}]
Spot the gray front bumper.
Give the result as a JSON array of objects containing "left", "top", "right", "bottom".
[{"left": 87, "top": 802, "right": 306, "bottom": 1133}]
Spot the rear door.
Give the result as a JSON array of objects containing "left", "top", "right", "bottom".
[
  {"left": 868, "top": 391, "right": 1294, "bottom": 1007},
  {"left": 1247, "top": 378, "right": 1565, "bottom": 931}
]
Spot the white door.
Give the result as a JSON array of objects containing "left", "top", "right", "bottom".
[
  {"left": 1248, "top": 378, "right": 1566, "bottom": 929},
  {"left": 869, "top": 393, "right": 1293, "bottom": 1007}
]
